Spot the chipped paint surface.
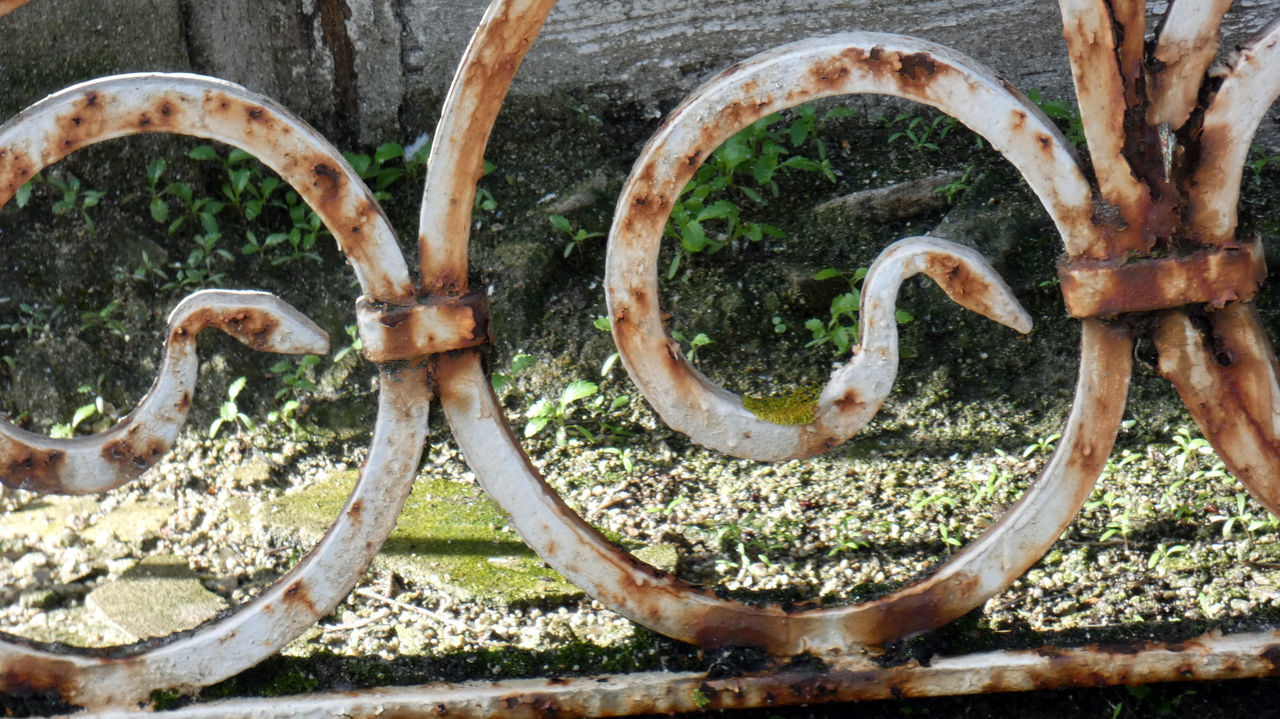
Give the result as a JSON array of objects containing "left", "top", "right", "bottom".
[{"left": 8, "top": 0, "right": 1280, "bottom": 714}]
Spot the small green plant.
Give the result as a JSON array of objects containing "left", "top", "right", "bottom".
[
  {"left": 162, "top": 213, "right": 234, "bottom": 290},
  {"left": 972, "top": 449, "right": 1012, "bottom": 506},
  {"left": 599, "top": 445, "right": 635, "bottom": 474},
  {"left": 209, "top": 376, "right": 255, "bottom": 438},
  {"left": 332, "top": 324, "right": 364, "bottom": 364},
  {"left": 691, "top": 687, "right": 710, "bottom": 710},
  {"left": 670, "top": 330, "right": 712, "bottom": 364},
  {"left": 1022, "top": 431, "right": 1062, "bottom": 458},
  {"left": 937, "top": 523, "right": 962, "bottom": 551},
  {"left": 266, "top": 399, "right": 305, "bottom": 435},
  {"left": 591, "top": 316, "right": 621, "bottom": 377},
  {"left": 886, "top": 114, "right": 957, "bottom": 152},
  {"left": 934, "top": 165, "right": 974, "bottom": 204},
  {"left": 805, "top": 267, "right": 866, "bottom": 355},
  {"left": 1248, "top": 144, "right": 1279, "bottom": 182},
  {"left": 49, "top": 173, "right": 106, "bottom": 230},
  {"left": 1168, "top": 425, "right": 1213, "bottom": 472},
  {"left": 549, "top": 214, "right": 605, "bottom": 257},
  {"left": 646, "top": 495, "right": 687, "bottom": 517},
  {"left": 1084, "top": 490, "right": 1132, "bottom": 543},
  {"left": 271, "top": 354, "right": 322, "bottom": 400},
  {"left": 49, "top": 376, "right": 111, "bottom": 438},
  {"left": 78, "top": 301, "right": 129, "bottom": 340},
  {"left": 803, "top": 267, "right": 912, "bottom": 356},
  {"left": 343, "top": 141, "right": 430, "bottom": 202},
  {"left": 1147, "top": 542, "right": 1187, "bottom": 570},
  {"left": 827, "top": 514, "right": 871, "bottom": 556},
  {"left": 120, "top": 250, "right": 170, "bottom": 285},
  {"left": 526, "top": 379, "right": 597, "bottom": 443},
  {"left": 16, "top": 171, "right": 106, "bottom": 230},
  {"left": 663, "top": 104, "right": 845, "bottom": 278},
  {"left": 473, "top": 160, "right": 498, "bottom": 217},
  {"left": 491, "top": 352, "right": 536, "bottom": 394},
  {"left": 0, "top": 302, "right": 63, "bottom": 338},
  {"left": 524, "top": 379, "right": 631, "bottom": 446},
  {"left": 1214, "top": 492, "right": 1271, "bottom": 539}
]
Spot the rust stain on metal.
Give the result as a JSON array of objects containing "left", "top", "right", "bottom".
[
  {"left": 0, "top": 654, "right": 79, "bottom": 700},
  {"left": 1155, "top": 305, "right": 1280, "bottom": 518},
  {"left": 283, "top": 580, "right": 317, "bottom": 615},
  {"left": 1058, "top": 239, "right": 1266, "bottom": 318},
  {"left": 100, "top": 436, "right": 166, "bottom": 477},
  {"left": 0, "top": 445, "right": 65, "bottom": 493},
  {"left": 357, "top": 292, "right": 491, "bottom": 363},
  {"left": 177, "top": 307, "right": 279, "bottom": 351}
]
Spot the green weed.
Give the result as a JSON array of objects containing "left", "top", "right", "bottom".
[
  {"left": 209, "top": 376, "right": 255, "bottom": 438},
  {"left": 524, "top": 379, "right": 631, "bottom": 446},
  {"left": 0, "top": 302, "right": 63, "bottom": 338},
  {"left": 549, "top": 214, "right": 604, "bottom": 257},
  {"left": 664, "top": 104, "right": 845, "bottom": 279},
  {"left": 271, "top": 354, "right": 322, "bottom": 401},
  {"left": 16, "top": 171, "right": 106, "bottom": 230},
  {"left": 886, "top": 113, "right": 957, "bottom": 152}
]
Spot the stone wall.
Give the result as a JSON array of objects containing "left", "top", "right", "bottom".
[{"left": 2, "top": 1, "right": 1278, "bottom": 146}]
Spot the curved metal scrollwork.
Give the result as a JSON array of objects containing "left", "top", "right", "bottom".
[{"left": 2, "top": 0, "right": 1280, "bottom": 714}]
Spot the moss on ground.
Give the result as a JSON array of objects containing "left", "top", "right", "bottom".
[{"left": 273, "top": 470, "right": 580, "bottom": 606}]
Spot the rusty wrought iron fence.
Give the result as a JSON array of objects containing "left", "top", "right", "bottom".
[{"left": 4, "top": 0, "right": 1280, "bottom": 715}]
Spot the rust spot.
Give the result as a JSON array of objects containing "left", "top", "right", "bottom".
[
  {"left": 180, "top": 307, "right": 280, "bottom": 351},
  {"left": 178, "top": 390, "right": 192, "bottom": 412},
  {"left": 809, "top": 56, "right": 852, "bottom": 89},
  {"left": 925, "top": 253, "right": 995, "bottom": 317},
  {"left": 0, "top": 446, "right": 67, "bottom": 493},
  {"left": 1261, "top": 644, "right": 1280, "bottom": 671},
  {"left": 283, "top": 580, "right": 317, "bottom": 614},
  {"left": 246, "top": 106, "right": 267, "bottom": 121},
  {"left": 0, "top": 654, "right": 80, "bottom": 699},
  {"left": 101, "top": 437, "right": 167, "bottom": 478},
  {"left": 834, "top": 389, "right": 864, "bottom": 414},
  {"left": 312, "top": 162, "right": 342, "bottom": 197},
  {"left": 897, "top": 52, "right": 937, "bottom": 81},
  {"left": 380, "top": 307, "right": 412, "bottom": 328},
  {"left": 49, "top": 90, "right": 110, "bottom": 162},
  {"left": 852, "top": 571, "right": 983, "bottom": 645},
  {"left": 347, "top": 499, "right": 363, "bottom": 520}
]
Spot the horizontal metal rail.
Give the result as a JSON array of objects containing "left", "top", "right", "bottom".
[{"left": 3, "top": 0, "right": 1280, "bottom": 714}]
